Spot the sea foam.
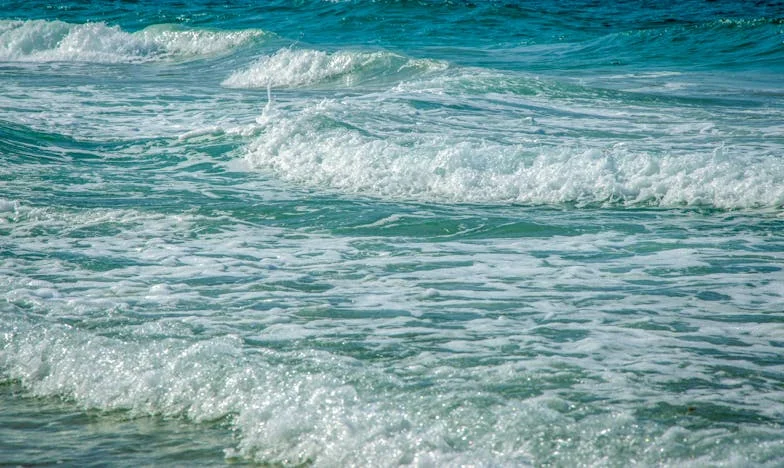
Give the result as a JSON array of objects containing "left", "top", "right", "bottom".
[
  {"left": 0, "top": 20, "right": 265, "bottom": 63},
  {"left": 244, "top": 100, "right": 784, "bottom": 209},
  {"left": 222, "top": 48, "right": 448, "bottom": 88},
  {"left": 0, "top": 320, "right": 522, "bottom": 466}
]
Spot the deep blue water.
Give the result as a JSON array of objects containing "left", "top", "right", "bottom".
[{"left": 2, "top": 1, "right": 784, "bottom": 466}]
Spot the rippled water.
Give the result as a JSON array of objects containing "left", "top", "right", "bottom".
[{"left": 2, "top": 1, "right": 784, "bottom": 466}]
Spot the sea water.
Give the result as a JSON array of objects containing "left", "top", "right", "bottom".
[{"left": 1, "top": 1, "right": 783, "bottom": 466}]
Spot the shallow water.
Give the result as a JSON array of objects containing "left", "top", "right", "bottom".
[{"left": 2, "top": 1, "right": 784, "bottom": 466}]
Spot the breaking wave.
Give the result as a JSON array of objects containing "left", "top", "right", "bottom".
[
  {"left": 244, "top": 100, "right": 784, "bottom": 209},
  {"left": 222, "top": 48, "right": 448, "bottom": 88},
  {"left": 0, "top": 19, "right": 266, "bottom": 63}
]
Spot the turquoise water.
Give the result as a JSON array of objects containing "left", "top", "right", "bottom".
[{"left": 2, "top": 1, "right": 784, "bottom": 465}]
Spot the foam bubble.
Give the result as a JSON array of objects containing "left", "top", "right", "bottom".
[
  {"left": 222, "top": 48, "right": 448, "bottom": 88},
  {"left": 0, "top": 198, "right": 19, "bottom": 214},
  {"left": 0, "top": 20, "right": 265, "bottom": 63}
]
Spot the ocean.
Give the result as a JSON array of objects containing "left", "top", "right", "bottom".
[{"left": 1, "top": 1, "right": 783, "bottom": 465}]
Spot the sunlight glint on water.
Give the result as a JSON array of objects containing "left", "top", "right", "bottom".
[{"left": 1, "top": 1, "right": 783, "bottom": 466}]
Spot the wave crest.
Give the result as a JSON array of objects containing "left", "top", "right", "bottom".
[
  {"left": 222, "top": 48, "right": 448, "bottom": 88},
  {"left": 0, "top": 19, "right": 265, "bottom": 63},
  {"left": 244, "top": 100, "right": 784, "bottom": 209}
]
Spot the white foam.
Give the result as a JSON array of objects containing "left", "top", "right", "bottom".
[
  {"left": 0, "top": 198, "right": 19, "bottom": 214},
  {"left": 0, "top": 322, "right": 521, "bottom": 465},
  {"left": 5, "top": 316, "right": 778, "bottom": 467},
  {"left": 3, "top": 198, "right": 783, "bottom": 464},
  {"left": 222, "top": 48, "right": 448, "bottom": 88},
  {"left": 244, "top": 99, "right": 784, "bottom": 209},
  {"left": 0, "top": 81, "right": 264, "bottom": 141},
  {"left": 0, "top": 19, "right": 265, "bottom": 63}
]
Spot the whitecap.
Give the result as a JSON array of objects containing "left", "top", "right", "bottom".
[
  {"left": 0, "top": 19, "right": 266, "bottom": 63},
  {"left": 243, "top": 99, "right": 784, "bottom": 210},
  {"left": 222, "top": 48, "right": 447, "bottom": 88}
]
